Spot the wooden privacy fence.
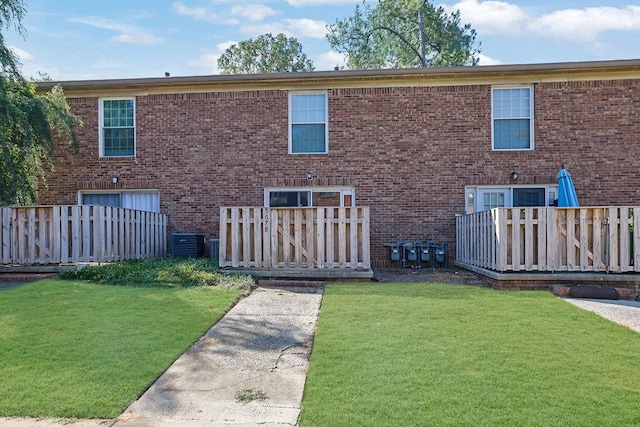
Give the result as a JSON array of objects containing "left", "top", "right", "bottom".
[
  {"left": 219, "top": 207, "right": 370, "bottom": 269},
  {"left": 0, "top": 205, "right": 167, "bottom": 265},
  {"left": 456, "top": 207, "right": 640, "bottom": 273}
]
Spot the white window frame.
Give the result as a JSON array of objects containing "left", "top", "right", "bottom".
[
  {"left": 465, "top": 185, "right": 557, "bottom": 214},
  {"left": 288, "top": 92, "right": 329, "bottom": 154},
  {"left": 78, "top": 190, "right": 160, "bottom": 212},
  {"left": 99, "top": 97, "right": 136, "bottom": 158},
  {"left": 264, "top": 187, "right": 355, "bottom": 207},
  {"left": 491, "top": 86, "right": 534, "bottom": 151}
]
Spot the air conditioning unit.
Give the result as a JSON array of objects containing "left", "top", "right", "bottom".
[{"left": 171, "top": 233, "right": 205, "bottom": 258}]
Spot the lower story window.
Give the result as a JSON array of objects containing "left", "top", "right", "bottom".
[
  {"left": 466, "top": 186, "right": 557, "bottom": 214},
  {"left": 265, "top": 187, "right": 354, "bottom": 207},
  {"left": 80, "top": 191, "right": 160, "bottom": 212}
]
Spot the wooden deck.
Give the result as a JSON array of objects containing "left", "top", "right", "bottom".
[
  {"left": 219, "top": 207, "right": 372, "bottom": 279},
  {"left": 1, "top": 205, "right": 167, "bottom": 265},
  {"left": 456, "top": 207, "right": 640, "bottom": 273}
]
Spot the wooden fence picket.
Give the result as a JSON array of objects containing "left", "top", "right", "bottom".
[
  {"left": 219, "top": 206, "right": 370, "bottom": 270},
  {"left": 456, "top": 206, "right": 640, "bottom": 273},
  {"left": 0, "top": 205, "right": 166, "bottom": 265}
]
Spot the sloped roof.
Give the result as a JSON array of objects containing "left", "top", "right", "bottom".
[{"left": 36, "top": 58, "right": 640, "bottom": 97}]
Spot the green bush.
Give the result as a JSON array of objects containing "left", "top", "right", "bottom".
[{"left": 59, "top": 258, "right": 254, "bottom": 290}]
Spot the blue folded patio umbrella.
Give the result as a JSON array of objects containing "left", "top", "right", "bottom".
[{"left": 557, "top": 165, "right": 579, "bottom": 207}]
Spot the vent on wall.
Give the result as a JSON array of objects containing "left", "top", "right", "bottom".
[{"left": 171, "top": 233, "right": 206, "bottom": 258}]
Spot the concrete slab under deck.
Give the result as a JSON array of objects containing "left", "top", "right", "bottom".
[
  {"left": 455, "top": 261, "right": 640, "bottom": 298},
  {"left": 221, "top": 267, "right": 374, "bottom": 281}
]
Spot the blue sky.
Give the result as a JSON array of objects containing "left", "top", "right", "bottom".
[{"left": 5, "top": 0, "right": 640, "bottom": 80}]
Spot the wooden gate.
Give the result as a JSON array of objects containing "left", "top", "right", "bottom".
[{"left": 219, "top": 207, "right": 370, "bottom": 269}]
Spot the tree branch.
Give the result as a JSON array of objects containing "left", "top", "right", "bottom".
[{"left": 369, "top": 25, "right": 425, "bottom": 67}]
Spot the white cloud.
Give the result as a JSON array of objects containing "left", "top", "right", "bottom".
[
  {"left": 242, "top": 18, "right": 327, "bottom": 39},
  {"left": 313, "top": 50, "right": 347, "bottom": 70},
  {"left": 70, "top": 16, "right": 163, "bottom": 45},
  {"left": 476, "top": 53, "right": 502, "bottom": 66},
  {"left": 172, "top": 1, "right": 219, "bottom": 22},
  {"left": 445, "top": 0, "right": 528, "bottom": 34},
  {"left": 9, "top": 46, "right": 34, "bottom": 61},
  {"left": 447, "top": 2, "right": 640, "bottom": 43},
  {"left": 231, "top": 4, "right": 279, "bottom": 21},
  {"left": 188, "top": 51, "right": 220, "bottom": 74},
  {"left": 528, "top": 6, "right": 640, "bottom": 42},
  {"left": 172, "top": 1, "right": 238, "bottom": 24},
  {"left": 284, "top": 18, "right": 328, "bottom": 38},
  {"left": 187, "top": 41, "right": 236, "bottom": 74},
  {"left": 287, "top": 0, "right": 360, "bottom": 6}
]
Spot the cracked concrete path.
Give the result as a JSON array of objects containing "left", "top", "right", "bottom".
[{"left": 113, "top": 285, "right": 323, "bottom": 427}]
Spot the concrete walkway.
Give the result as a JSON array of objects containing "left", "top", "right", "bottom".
[
  {"left": 115, "top": 286, "right": 323, "bottom": 426},
  {"left": 1, "top": 286, "right": 323, "bottom": 427},
  {"left": 564, "top": 298, "right": 640, "bottom": 333}
]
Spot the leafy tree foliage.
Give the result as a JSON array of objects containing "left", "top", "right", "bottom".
[
  {"left": 218, "top": 33, "right": 315, "bottom": 74},
  {"left": 327, "top": 0, "right": 480, "bottom": 69},
  {"left": 0, "top": 0, "right": 79, "bottom": 205},
  {"left": 0, "top": 0, "right": 24, "bottom": 78}
]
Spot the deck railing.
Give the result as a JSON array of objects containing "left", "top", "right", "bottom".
[
  {"left": 0, "top": 205, "right": 167, "bottom": 265},
  {"left": 456, "top": 207, "right": 640, "bottom": 273},
  {"left": 219, "top": 207, "right": 370, "bottom": 269}
]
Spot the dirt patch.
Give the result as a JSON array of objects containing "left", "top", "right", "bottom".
[{"left": 372, "top": 267, "right": 487, "bottom": 286}]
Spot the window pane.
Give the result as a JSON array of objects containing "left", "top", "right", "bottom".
[
  {"left": 82, "top": 193, "right": 120, "bottom": 207},
  {"left": 104, "top": 128, "right": 135, "bottom": 156},
  {"left": 103, "top": 99, "right": 134, "bottom": 127},
  {"left": 290, "top": 93, "right": 327, "bottom": 154},
  {"left": 494, "top": 88, "right": 530, "bottom": 119},
  {"left": 269, "top": 191, "right": 310, "bottom": 207},
  {"left": 102, "top": 99, "right": 135, "bottom": 157},
  {"left": 513, "top": 188, "right": 545, "bottom": 207},
  {"left": 494, "top": 119, "right": 530, "bottom": 149},
  {"left": 292, "top": 94, "right": 325, "bottom": 122},
  {"left": 482, "top": 192, "right": 505, "bottom": 211},
  {"left": 312, "top": 192, "right": 341, "bottom": 207},
  {"left": 291, "top": 124, "right": 326, "bottom": 153},
  {"left": 81, "top": 192, "right": 160, "bottom": 212},
  {"left": 122, "top": 192, "right": 160, "bottom": 212}
]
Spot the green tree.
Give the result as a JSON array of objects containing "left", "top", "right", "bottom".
[
  {"left": 0, "top": 0, "right": 80, "bottom": 205},
  {"left": 218, "top": 33, "right": 315, "bottom": 74},
  {"left": 0, "top": 0, "right": 24, "bottom": 77},
  {"left": 327, "top": 0, "right": 480, "bottom": 69}
]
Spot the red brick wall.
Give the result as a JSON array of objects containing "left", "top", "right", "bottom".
[{"left": 39, "top": 79, "right": 640, "bottom": 265}]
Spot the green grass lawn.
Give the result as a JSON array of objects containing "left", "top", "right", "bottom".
[
  {"left": 300, "top": 284, "right": 640, "bottom": 427},
  {"left": 0, "top": 274, "right": 246, "bottom": 418}
]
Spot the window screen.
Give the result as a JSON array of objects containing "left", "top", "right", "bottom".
[{"left": 513, "top": 188, "right": 545, "bottom": 207}]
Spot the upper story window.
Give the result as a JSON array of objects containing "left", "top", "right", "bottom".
[
  {"left": 289, "top": 92, "right": 328, "bottom": 154},
  {"left": 99, "top": 98, "right": 135, "bottom": 157},
  {"left": 492, "top": 87, "right": 533, "bottom": 150}
]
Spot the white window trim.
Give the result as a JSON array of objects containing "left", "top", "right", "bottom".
[
  {"left": 288, "top": 91, "right": 329, "bottom": 155},
  {"left": 264, "top": 187, "right": 355, "bottom": 207},
  {"left": 465, "top": 185, "right": 557, "bottom": 214},
  {"left": 491, "top": 86, "right": 534, "bottom": 151},
  {"left": 99, "top": 97, "right": 137, "bottom": 158}
]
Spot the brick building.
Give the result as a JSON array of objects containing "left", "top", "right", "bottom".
[{"left": 36, "top": 59, "right": 640, "bottom": 266}]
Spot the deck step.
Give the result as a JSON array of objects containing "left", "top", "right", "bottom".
[{"left": 257, "top": 279, "right": 326, "bottom": 288}]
